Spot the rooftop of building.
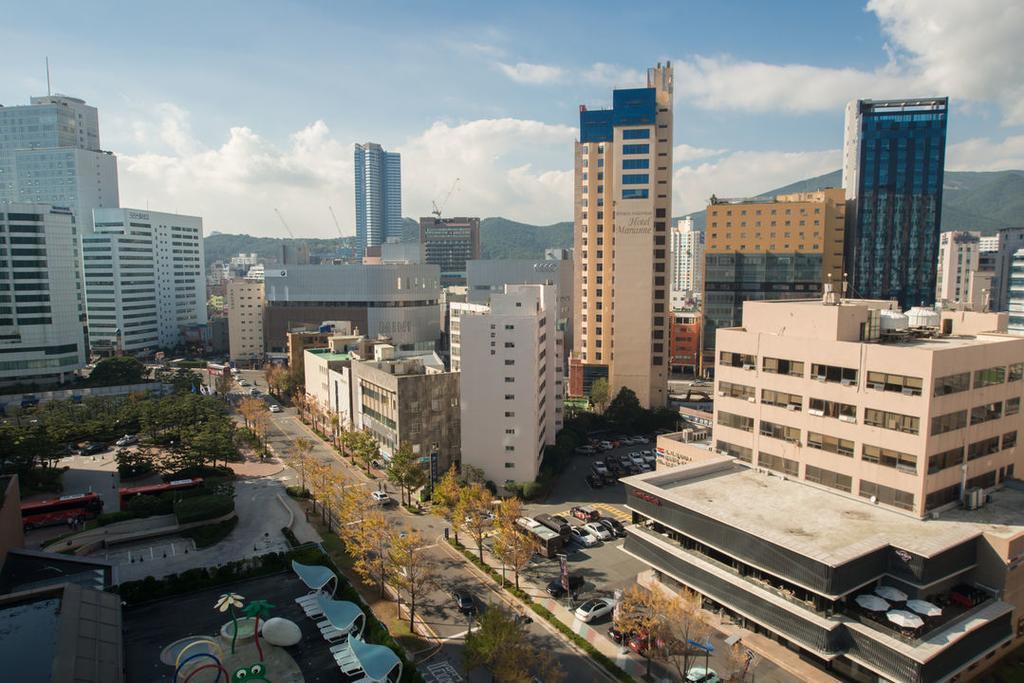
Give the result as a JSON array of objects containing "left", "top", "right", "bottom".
[
  {"left": 306, "top": 348, "right": 351, "bottom": 362},
  {"left": 627, "top": 457, "right": 1024, "bottom": 566},
  {"left": 707, "top": 187, "right": 842, "bottom": 206}
]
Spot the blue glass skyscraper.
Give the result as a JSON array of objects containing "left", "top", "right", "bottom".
[
  {"left": 842, "top": 98, "right": 948, "bottom": 309},
  {"left": 354, "top": 142, "right": 402, "bottom": 257}
]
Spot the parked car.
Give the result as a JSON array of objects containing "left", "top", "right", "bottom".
[
  {"left": 605, "top": 458, "right": 622, "bottom": 473},
  {"left": 545, "top": 574, "right": 584, "bottom": 598},
  {"left": 686, "top": 668, "right": 720, "bottom": 683},
  {"left": 574, "top": 597, "right": 616, "bottom": 623},
  {"left": 371, "top": 490, "right": 391, "bottom": 505},
  {"left": 608, "top": 626, "right": 628, "bottom": 644},
  {"left": 79, "top": 442, "right": 109, "bottom": 455},
  {"left": 640, "top": 449, "right": 656, "bottom": 462},
  {"left": 452, "top": 590, "right": 476, "bottom": 614},
  {"left": 629, "top": 452, "right": 646, "bottom": 465},
  {"left": 249, "top": 387, "right": 260, "bottom": 396},
  {"left": 583, "top": 522, "right": 612, "bottom": 541},
  {"left": 574, "top": 445, "right": 597, "bottom": 456},
  {"left": 597, "top": 517, "right": 627, "bottom": 538},
  {"left": 115, "top": 434, "right": 138, "bottom": 447},
  {"left": 633, "top": 435, "right": 649, "bottom": 444},
  {"left": 597, "top": 441, "right": 614, "bottom": 451},
  {"left": 571, "top": 505, "right": 600, "bottom": 522},
  {"left": 551, "top": 515, "right": 570, "bottom": 526},
  {"left": 592, "top": 461, "right": 609, "bottom": 476},
  {"left": 585, "top": 474, "right": 604, "bottom": 489},
  {"left": 569, "top": 526, "right": 599, "bottom": 548}
]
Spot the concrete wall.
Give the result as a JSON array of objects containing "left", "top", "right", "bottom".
[{"left": 0, "top": 476, "right": 24, "bottom": 567}]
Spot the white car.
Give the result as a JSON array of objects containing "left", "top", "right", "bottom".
[
  {"left": 371, "top": 490, "right": 391, "bottom": 505},
  {"left": 574, "top": 597, "right": 616, "bottom": 623},
  {"left": 115, "top": 434, "right": 138, "bottom": 447},
  {"left": 629, "top": 452, "right": 646, "bottom": 466},
  {"left": 269, "top": 404, "right": 282, "bottom": 413},
  {"left": 583, "top": 522, "right": 612, "bottom": 541},
  {"left": 570, "top": 526, "right": 599, "bottom": 547},
  {"left": 686, "top": 668, "right": 720, "bottom": 683}
]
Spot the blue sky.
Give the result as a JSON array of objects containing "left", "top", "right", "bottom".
[{"left": 2, "top": 0, "right": 1022, "bottom": 237}]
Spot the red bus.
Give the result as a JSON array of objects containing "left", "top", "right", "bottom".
[
  {"left": 21, "top": 493, "right": 104, "bottom": 529},
  {"left": 118, "top": 477, "right": 204, "bottom": 508}
]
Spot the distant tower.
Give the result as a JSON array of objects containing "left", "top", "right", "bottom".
[{"left": 354, "top": 142, "right": 402, "bottom": 257}]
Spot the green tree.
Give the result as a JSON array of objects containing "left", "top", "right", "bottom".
[
  {"left": 89, "top": 356, "right": 146, "bottom": 386},
  {"left": 605, "top": 386, "right": 643, "bottom": 431},
  {"left": 386, "top": 442, "right": 429, "bottom": 506},
  {"left": 589, "top": 377, "right": 610, "bottom": 413},
  {"left": 464, "top": 605, "right": 564, "bottom": 682},
  {"left": 353, "top": 430, "right": 379, "bottom": 474},
  {"left": 459, "top": 464, "right": 486, "bottom": 486},
  {"left": 432, "top": 466, "right": 462, "bottom": 543}
]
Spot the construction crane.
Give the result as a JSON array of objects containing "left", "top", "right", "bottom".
[
  {"left": 328, "top": 206, "right": 344, "bottom": 239},
  {"left": 273, "top": 208, "right": 296, "bottom": 239},
  {"left": 431, "top": 177, "right": 460, "bottom": 219}
]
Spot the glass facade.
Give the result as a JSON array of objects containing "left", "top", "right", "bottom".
[
  {"left": 845, "top": 99, "right": 948, "bottom": 309},
  {"left": 354, "top": 143, "right": 402, "bottom": 257}
]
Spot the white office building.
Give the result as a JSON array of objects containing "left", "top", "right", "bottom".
[
  {"left": 0, "top": 95, "right": 119, "bottom": 224},
  {"left": 670, "top": 216, "right": 703, "bottom": 302},
  {"left": 0, "top": 204, "right": 87, "bottom": 385},
  {"left": 83, "top": 208, "right": 206, "bottom": 353},
  {"left": 456, "top": 284, "right": 563, "bottom": 486}
]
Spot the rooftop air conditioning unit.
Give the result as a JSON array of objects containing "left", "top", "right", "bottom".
[
  {"left": 743, "top": 363, "right": 755, "bottom": 370},
  {"left": 786, "top": 404, "right": 798, "bottom": 411},
  {"left": 809, "top": 409, "right": 825, "bottom": 417},
  {"left": 901, "top": 387, "right": 915, "bottom": 395},
  {"left": 869, "top": 382, "right": 885, "bottom": 390},
  {"left": 841, "top": 378, "right": 855, "bottom": 386},
  {"left": 747, "top": 397, "right": 756, "bottom": 403}
]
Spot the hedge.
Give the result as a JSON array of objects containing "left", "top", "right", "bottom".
[
  {"left": 182, "top": 516, "right": 238, "bottom": 548},
  {"left": 174, "top": 493, "right": 234, "bottom": 524},
  {"left": 285, "top": 486, "right": 310, "bottom": 499},
  {"left": 280, "top": 526, "right": 300, "bottom": 548},
  {"left": 447, "top": 539, "right": 632, "bottom": 683}
]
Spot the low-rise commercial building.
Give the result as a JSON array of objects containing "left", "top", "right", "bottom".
[
  {"left": 669, "top": 311, "right": 700, "bottom": 376},
  {"left": 287, "top": 321, "right": 353, "bottom": 377},
  {"left": 455, "top": 284, "right": 564, "bottom": 486}
]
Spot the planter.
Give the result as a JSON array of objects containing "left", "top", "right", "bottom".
[{"left": 220, "top": 616, "right": 258, "bottom": 642}]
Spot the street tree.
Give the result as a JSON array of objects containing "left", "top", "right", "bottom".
[
  {"left": 351, "top": 508, "right": 396, "bottom": 599},
  {"left": 432, "top": 465, "right": 462, "bottom": 543},
  {"left": 463, "top": 605, "right": 565, "bottom": 683},
  {"left": 290, "top": 437, "right": 314, "bottom": 493},
  {"left": 589, "top": 377, "right": 610, "bottom": 413},
  {"left": 238, "top": 397, "right": 265, "bottom": 430},
  {"left": 657, "top": 586, "right": 712, "bottom": 681},
  {"left": 614, "top": 584, "right": 670, "bottom": 680},
  {"left": 89, "top": 356, "right": 146, "bottom": 386},
  {"left": 389, "top": 527, "right": 436, "bottom": 631},
  {"left": 456, "top": 483, "right": 494, "bottom": 562},
  {"left": 386, "top": 442, "right": 428, "bottom": 505},
  {"left": 491, "top": 497, "right": 536, "bottom": 590},
  {"left": 353, "top": 430, "right": 379, "bottom": 474}
]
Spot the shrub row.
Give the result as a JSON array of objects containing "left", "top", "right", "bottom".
[
  {"left": 285, "top": 485, "right": 310, "bottom": 499},
  {"left": 446, "top": 539, "right": 632, "bottom": 683},
  {"left": 182, "top": 516, "right": 238, "bottom": 548},
  {"left": 174, "top": 493, "right": 235, "bottom": 524},
  {"left": 280, "top": 525, "right": 300, "bottom": 548}
]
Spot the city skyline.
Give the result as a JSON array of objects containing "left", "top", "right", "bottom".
[{"left": 1, "top": 1, "right": 1022, "bottom": 238}]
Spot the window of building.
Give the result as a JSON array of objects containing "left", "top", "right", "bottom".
[
  {"left": 622, "top": 129, "right": 650, "bottom": 139},
  {"left": 931, "top": 409, "right": 967, "bottom": 435},
  {"left": 970, "top": 401, "right": 1003, "bottom": 425},
  {"left": 504, "top": 462, "right": 515, "bottom": 468},
  {"left": 968, "top": 436, "right": 1001, "bottom": 460},
  {"left": 811, "top": 363, "right": 858, "bottom": 384},
  {"left": 1004, "top": 431, "right": 1018, "bottom": 450},
  {"left": 762, "top": 357, "right": 804, "bottom": 377},
  {"left": 806, "top": 431, "right": 854, "bottom": 456},
  {"left": 933, "top": 372, "right": 970, "bottom": 396},
  {"left": 859, "top": 480, "right": 915, "bottom": 511},
  {"left": 809, "top": 398, "right": 857, "bottom": 421},
  {"left": 622, "top": 188, "right": 649, "bottom": 200},
  {"left": 866, "top": 371, "right": 923, "bottom": 396},
  {"left": 864, "top": 408, "right": 919, "bottom": 434},
  {"left": 718, "top": 411, "right": 753, "bottom": 432},
  {"left": 757, "top": 452, "right": 799, "bottom": 476},
  {"left": 863, "top": 444, "right": 918, "bottom": 473},
  {"left": 967, "top": 470, "right": 998, "bottom": 490},
  {"left": 1010, "top": 363, "right": 1024, "bottom": 382},
  {"left": 504, "top": 394, "right": 514, "bottom": 400},
  {"left": 622, "top": 144, "right": 650, "bottom": 155},
  {"left": 720, "top": 351, "right": 756, "bottom": 369},
  {"left": 504, "top": 411, "right": 515, "bottom": 417},
  {"left": 928, "top": 447, "right": 964, "bottom": 474},
  {"left": 719, "top": 381, "right": 755, "bottom": 400},
  {"left": 505, "top": 446, "right": 515, "bottom": 452},
  {"left": 761, "top": 389, "right": 802, "bottom": 410},
  {"left": 926, "top": 484, "right": 962, "bottom": 511},
  {"left": 974, "top": 366, "right": 1006, "bottom": 388},
  {"left": 716, "top": 440, "right": 752, "bottom": 462},
  {"left": 805, "top": 465, "right": 852, "bottom": 492},
  {"left": 759, "top": 420, "right": 801, "bottom": 444},
  {"left": 622, "top": 174, "right": 649, "bottom": 185}
]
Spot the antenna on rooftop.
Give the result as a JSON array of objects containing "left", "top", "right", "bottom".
[{"left": 45, "top": 57, "right": 51, "bottom": 96}]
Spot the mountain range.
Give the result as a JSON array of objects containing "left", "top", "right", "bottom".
[{"left": 205, "top": 169, "right": 1024, "bottom": 265}]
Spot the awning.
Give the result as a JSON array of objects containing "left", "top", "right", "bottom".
[
  {"left": 290, "top": 560, "right": 337, "bottom": 595},
  {"left": 348, "top": 636, "right": 403, "bottom": 683},
  {"left": 317, "top": 596, "right": 365, "bottom": 636}
]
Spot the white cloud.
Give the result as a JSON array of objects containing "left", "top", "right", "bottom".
[
  {"left": 673, "top": 148, "right": 841, "bottom": 215},
  {"left": 674, "top": 143, "right": 727, "bottom": 163},
  {"left": 495, "top": 62, "right": 565, "bottom": 85},
  {"left": 947, "top": 134, "right": 1024, "bottom": 171},
  {"left": 117, "top": 106, "right": 575, "bottom": 237},
  {"left": 582, "top": 63, "right": 646, "bottom": 88}
]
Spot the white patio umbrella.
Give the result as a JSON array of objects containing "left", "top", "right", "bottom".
[
  {"left": 855, "top": 594, "right": 891, "bottom": 611},
  {"left": 886, "top": 610, "right": 924, "bottom": 629},
  {"left": 906, "top": 599, "right": 942, "bottom": 617},
  {"left": 874, "top": 585, "right": 908, "bottom": 602}
]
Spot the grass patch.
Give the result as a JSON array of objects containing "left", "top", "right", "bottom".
[
  {"left": 182, "top": 516, "right": 238, "bottom": 548},
  {"left": 446, "top": 538, "right": 632, "bottom": 683},
  {"left": 174, "top": 493, "right": 234, "bottom": 524}
]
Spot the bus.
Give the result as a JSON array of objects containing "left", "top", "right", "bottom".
[
  {"left": 515, "top": 517, "right": 565, "bottom": 559},
  {"left": 21, "top": 493, "right": 104, "bottom": 529},
  {"left": 533, "top": 513, "right": 571, "bottom": 539},
  {"left": 119, "top": 477, "right": 204, "bottom": 508}
]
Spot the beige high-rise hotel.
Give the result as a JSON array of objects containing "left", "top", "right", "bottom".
[{"left": 569, "top": 63, "right": 673, "bottom": 409}]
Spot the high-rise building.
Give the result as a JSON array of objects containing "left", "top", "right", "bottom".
[
  {"left": 455, "top": 284, "right": 563, "bottom": 485},
  {"left": 935, "top": 231, "right": 980, "bottom": 305},
  {"left": 0, "top": 95, "right": 118, "bottom": 224},
  {"left": 985, "top": 228, "right": 1024, "bottom": 312},
  {"left": 570, "top": 63, "right": 673, "bottom": 408},
  {"left": 353, "top": 142, "right": 402, "bottom": 257},
  {"left": 84, "top": 208, "right": 206, "bottom": 353},
  {"left": 670, "top": 217, "right": 703, "bottom": 300},
  {"left": 1008, "top": 249, "right": 1024, "bottom": 335},
  {"left": 622, "top": 297, "right": 1024, "bottom": 683},
  {"left": 701, "top": 188, "right": 846, "bottom": 366},
  {"left": 843, "top": 98, "right": 949, "bottom": 308},
  {"left": 0, "top": 204, "right": 87, "bottom": 386},
  {"left": 226, "top": 279, "right": 264, "bottom": 365},
  {"left": 419, "top": 216, "right": 480, "bottom": 287}
]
